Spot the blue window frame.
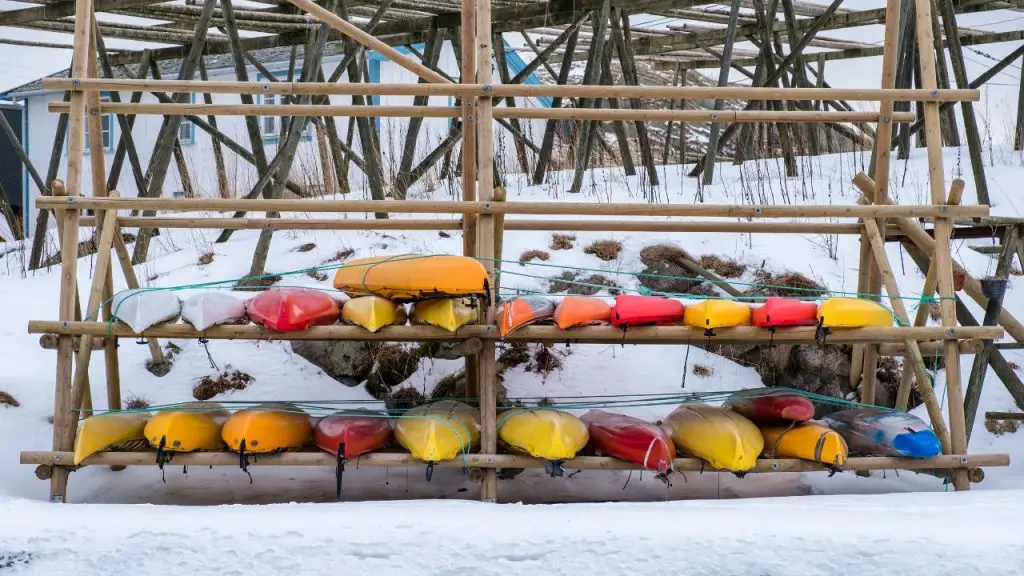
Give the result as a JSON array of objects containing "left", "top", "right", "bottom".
[
  {"left": 84, "top": 92, "right": 114, "bottom": 154},
  {"left": 257, "top": 70, "right": 313, "bottom": 142},
  {"left": 178, "top": 94, "right": 195, "bottom": 144}
]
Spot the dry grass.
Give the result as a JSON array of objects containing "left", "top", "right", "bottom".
[
  {"left": 1011, "top": 265, "right": 1023, "bottom": 276},
  {"left": 124, "top": 394, "right": 150, "bottom": 410},
  {"left": 368, "top": 344, "right": 421, "bottom": 390},
  {"left": 146, "top": 342, "right": 181, "bottom": 377},
  {"left": 235, "top": 274, "right": 283, "bottom": 291},
  {"left": 294, "top": 242, "right": 317, "bottom": 253},
  {"left": 385, "top": 387, "right": 427, "bottom": 413},
  {"left": 197, "top": 251, "right": 215, "bottom": 266},
  {"left": 432, "top": 369, "right": 465, "bottom": 399},
  {"left": 699, "top": 254, "right": 747, "bottom": 278},
  {"left": 639, "top": 243, "right": 692, "bottom": 266},
  {"left": 549, "top": 233, "right": 576, "bottom": 251},
  {"left": 519, "top": 249, "right": 551, "bottom": 265},
  {"left": 747, "top": 270, "right": 827, "bottom": 298},
  {"left": 324, "top": 247, "right": 356, "bottom": 264},
  {"left": 306, "top": 270, "right": 329, "bottom": 282},
  {"left": 527, "top": 344, "right": 567, "bottom": 377},
  {"left": 684, "top": 283, "right": 718, "bottom": 297},
  {"left": 192, "top": 370, "right": 253, "bottom": 401},
  {"left": 498, "top": 342, "right": 531, "bottom": 371},
  {"left": 547, "top": 271, "right": 620, "bottom": 295},
  {"left": 584, "top": 239, "right": 623, "bottom": 261},
  {"left": 985, "top": 418, "right": 1020, "bottom": 436},
  {"left": 1007, "top": 361, "right": 1021, "bottom": 371},
  {"left": 692, "top": 364, "right": 714, "bottom": 377},
  {"left": 0, "top": 391, "right": 19, "bottom": 408}
]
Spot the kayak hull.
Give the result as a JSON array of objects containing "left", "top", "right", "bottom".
[
  {"left": 222, "top": 404, "right": 313, "bottom": 453},
  {"left": 684, "top": 299, "right": 752, "bottom": 329},
  {"left": 333, "top": 255, "right": 490, "bottom": 301},
  {"left": 554, "top": 296, "right": 612, "bottom": 329},
  {"left": 341, "top": 295, "right": 407, "bottom": 332},
  {"left": 499, "top": 409, "right": 589, "bottom": 461},
  {"left": 498, "top": 296, "right": 555, "bottom": 337},
  {"left": 663, "top": 404, "right": 763, "bottom": 472},
  {"left": 724, "top": 389, "right": 816, "bottom": 426},
  {"left": 817, "top": 297, "right": 892, "bottom": 328},
  {"left": 394, "top": 400, "right": 480, "bottom": 462},
  {"left": 822, "top": 408, "right": 941, "bottom": 458},
  {"left": 411, "top": 298, "right": 478, "bottom": 332},
  {"left": 752, "top": 297, "right": 819, "bottom": 328},
  {"left": 145, "top": 403, "right": 228, "bottom": 452},
  {"left": 761, "top": 423, "right": 848, "bottom": 466},
  {"left": 314, "top": 410, "right": 393, "bottom": 459},
  {"left": 581, "top": 410, "right": 675, "bottom": 473},
  {"left": 247, "top": 288, "right": 340, "bottom": 332},
  {"left": 74, "top": 412, "right": 149, "bottom": 465},
  {"left": 611, "top": 295, "right": 685, "bottom": 328}
]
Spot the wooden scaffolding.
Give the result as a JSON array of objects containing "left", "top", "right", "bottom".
[{"left": 10, "top": 0, "right": 1019, "bottom": 502}]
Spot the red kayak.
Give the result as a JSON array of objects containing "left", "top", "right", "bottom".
[
  {"left": 752, "top": 297, "right": 819, "bottom": 328},
  {"left": 247, "top": 288, "right": 340, "bottom": 332},
  {"left": 581, "top": 410, "right": 676, "bottom": 473},
  {"left": 314, "top": 409, "right": 393, "bottom": 459},
  {"left": 610, "top": 295, "right": 684, "bottom": 328},
  {"left": 723, "top": 389, "right": 815, "bottom": 426}
]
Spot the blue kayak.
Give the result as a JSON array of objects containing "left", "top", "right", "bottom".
[{"left": 822, "top": 408, "right": 941, "bottom": 458}]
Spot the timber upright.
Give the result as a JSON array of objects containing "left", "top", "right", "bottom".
[{"left": 16, "top": 0, "right": 1016, "bottom": 504}]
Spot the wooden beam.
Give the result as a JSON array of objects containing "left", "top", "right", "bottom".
[{"left": 702, "top": 0, "right": 741, "bottom": 185}]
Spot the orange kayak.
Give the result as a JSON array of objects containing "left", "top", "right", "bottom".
[
  {"left": 498, "top": 296, "right": 555, "bottom": 337},
  {"left": 554, "top": 296, "right": 612, "bottom": 329},
  {"left": 332, "top": 254, "right": 490, "bottom": 301}
]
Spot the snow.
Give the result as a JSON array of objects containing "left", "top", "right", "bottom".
[{"left": 2, "top": 144, "right": 1024, "bottom": 572}]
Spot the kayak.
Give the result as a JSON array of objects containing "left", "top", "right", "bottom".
[
  {"left": 761, "top": 422, "right": 848, "bottom": 467},
  {"left": 246, "top": 288, "right": 340, "bottom": 332},
  {"left": 145, "top": 402, "right": 229, "bottom": 452},
  {"left": 341, "top": 295, "right": 407, "bottom": 332},
  {"left": 610, "top": 294, "right": 685, "bottom": 328},
  {"left": 181, "top": 292, "right": 247, "bottom": 331},
  {"left": 333, "top": 254, "right": 490, "bottom": 301},
  {"left": 683, "top": 299, "right": 752, "bottom": 329},
  {"left": 663, "top": 404, "right": 763, "bottom": 472},
  {"left": 822, "top": 408, "right": 941, "bottom": 458},
  {"left": 314, "top": 409, "right": 393, "bottom": 459},
  {"left": 553, "top": 296, "right": 612, "bottom": 329},
  {"left": 498, "top": 409, "right": 589, "bottom": 461},
  {"left": 410, "top": 298, "right": 478, "bottom": 332},
  {"left": 74, "top": 412, "right": 149, "bottom": 465},
  {"left": 394, "top": 400, "right": 480, "bottom": 462},
  {"left": 222, "top": 403, "right": 313, "bottom": 454},
  {"left": 817, "top": 297, "right": 892, "bottom": 328},
  {"left": 581, "top": 409, "right": 675, "bottom": 473},
  {"left": 723, "top": 389, "right": 815, "bottom": 426},
  {"left": 752, "top": 297, "right": 819, "bottom": 328},
  {"left": 112, "top": 289, "right": 182, "bottom": 333},
  {"left": 497, "top": 296, "right": 555, "bottom": 337}
]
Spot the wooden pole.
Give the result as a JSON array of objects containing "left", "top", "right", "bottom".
[
  {"left": 611, "top": 10, "right": 658, "bottom": 186},
  {"left": 912, "top": 0, "right": 968, "bottom": 491},
  {"left": 475, "top": 0, "right": 498, "bottom": 504},
  {"left": 569, "top": 0, "right": 611, "bottom": 195},
  {"left": 706, "top": 0, "right": 740, "bottom": 187},
  {"left": 494, "top": 32, "right": 532, "bottom": 176},
  {"left": 396, "top": 26, "right": 445, "bottom": 198},
  {"left": 533, "top": 21, "right": 582, "bottom": 185},
  {"left": 199, "top": 58, "right": 232, "bottom": 199}
]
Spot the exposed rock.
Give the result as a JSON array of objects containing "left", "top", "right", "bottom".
[
  {"left": 712, "top": 343, "right": 852, "bottom": 410},
  {"left": 385, "top": 387, "right": 427, "bottom": 414},
  {"left": 291, "top": 340, "right": 374, "bottom": 386},
  {"left": 365, "top": 344, "right": 421, "bottom": 396},
  {"left": 638, "top": 244, "right": 702, "bottom": 294},
  {"left": 431, "top": 368, "right": 508, "bottom": 406},
  {"left": 417, "top": 339, "right": 483, "bottom": 360}
]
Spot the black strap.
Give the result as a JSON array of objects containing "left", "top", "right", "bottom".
[{"left": 335, "top": 442, "right": 345, "bottom": 500}]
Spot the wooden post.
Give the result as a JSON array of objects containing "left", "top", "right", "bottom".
[
  {"left": 895, "top": 179, "right": 964, "bottom": 409},
  {"left": 460, "top": 0, "right": 479, "bottom": 403},
  {"left": 532, "top": 22, "right": 582, "bottom": 185},
  {"left": 599, "top": 35, "right": 636, "bottom": 177},
  {"left": 928, "top": 2, "right": 960, "bottom": 147},
  {"left": 475, "top": 0, "right": 498, "bottom": 503},
  {"left": 199, "top": 59, "right": 232, "bottom": 199},
  {"left": 662, "top": 64, "right": 682, "bottom": 165},
  {"left": 29, "top": 83, "right": 71, "bottom": 271},
  {"left": 569, "top": 1, "right": 611, "bottom": 195},
  {"left": 493, "top": 33, "right": 532, "bottom": 177},
  {"left": 702, "top": 0, "right": 741, "bottom": 186},
  {"left": 1016, "top": 52, "right": 1024, "bottom": 151},
  {"left": 396, "top": 26, "right": 445, "bottom": 197},
  {"left": 912, "top": 0, "right": 968, "bottom": 491},
  {"left": 611, "top": 11, "right": 658, "bottom": 187},
  {"left": 493, "top": 186, "right": 506, "bottom": 296},
  {"left": 937, "top": 0, "right": 989, "bottom": 205}
]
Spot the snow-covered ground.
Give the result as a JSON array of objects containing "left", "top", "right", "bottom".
[{"left": 2, "top": 147, "right": 1023, "bottom": 573}]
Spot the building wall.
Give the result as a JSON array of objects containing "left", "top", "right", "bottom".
[{"left": 18, "top": 41, "right": 546, "bottom": 235}]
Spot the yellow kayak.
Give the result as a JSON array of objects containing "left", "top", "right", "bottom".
[
  {"left": 145, "top": 402, "right": 228, "bottom": 452},
  {"left": 761, "top": 423, "right": 849, "bottom": 467},
  {"left": 222, "top": 403, "right": 313, "bottom": 453},
  {"left": 817, "top": 298, "right": 892, "bottom": 328},
  {"left": 411, "top": 298, "right": 478, "bottom": 332},
  {"left": 333, "top": 255, "right": 490, "bottom": 301},
  {"left": 341, "top": 295, "right": 407, "bottom": 332},
  {"left": 498, "top": 409, "right": 589, "bottom": 461},
  {"left": 74, "top": 412, "right": 149, "bottom": 465},
  {"left": 684, "top": 299, "right": 752, "bottom": 329},
  {"left": 394, "top": 400, "right": 480, "bottom": 462},
  {"left": 663, "top": 404, "right": 763, "bottom": 472}
]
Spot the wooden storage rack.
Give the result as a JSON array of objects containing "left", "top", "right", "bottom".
[{"left": 22, "top": 0, "right": 1013, "bottom": 503}]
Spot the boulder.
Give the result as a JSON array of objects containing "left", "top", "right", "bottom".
[{"left": 291, "top": 340, "right": 374, "bottom": 386}]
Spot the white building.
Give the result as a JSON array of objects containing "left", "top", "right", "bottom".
[{"left": 3, "top": 41, "right": 550, "bottom": 237}]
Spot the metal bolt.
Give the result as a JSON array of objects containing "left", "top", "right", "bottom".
[
  {"left": 959, "top": 456, "right": 969, "bottom": 465},
  {"left": 883, "top": 115, "right": 891, "bottom": 124}
]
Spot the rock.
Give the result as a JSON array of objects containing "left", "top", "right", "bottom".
[
  {"left": 417, "top": 338, "right": 483, "bottom": 360},
  {"left": 385, "top": 387, "right": 427, "bottom": 414},
  {"left": 638, "top": 245, "right": 702, "bottom": 294},
  {"left": 365, "top": 344, "right": 421, "bottom": 397},
  {"left": 712, "top": 343, "right": 855, "bottom": 409},
  {"left": 291, "top": 340, "right": 374, "bottom": 386}
]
